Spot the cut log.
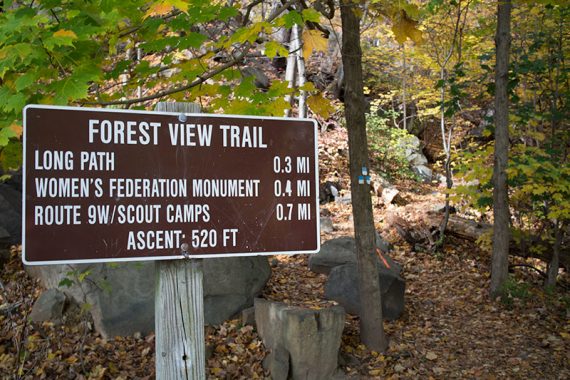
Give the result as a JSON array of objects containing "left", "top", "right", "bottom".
[{"left": 442, "top": 215, "right": 569, "bottom": 270}]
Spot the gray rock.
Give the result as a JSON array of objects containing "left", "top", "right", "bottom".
[
  {"left": 335, "top": 194, "right": 352, "bottom": 205},
  {"left": 28, "top": 262, "right": 155, "bottom": 337},
  {"left": 382, "top": 187, "right": 400, "bottom": 205},
  {"left": 412, "top": 165, "right": 433, "bottom": 181},
  {"left": 203, "top": 257, "right": 271, "bottom": 325},
  {"left": 309, "top": 236, "right": 399, "bottom": 276},
  {"left": 30, "top": 288, "right": 66, "bottom": 323},
  {"left": 241, "top": 306, "right": 256, "bottom": 327},
  {"left": 0, "top": 182, "right": 22, "bottom": 246},
  {"left": 324, "top": 262, "right": 405, "bottom": 320},
  {"left": 241, "top": 67, "right": 270, "bottom": 89},
  {"left": 320, "top": 216, "right": 334, "bottom": 233},
  {"left": 255, "top": 298, "right": 345, "bottom": 380},
  {"left": 407, "top": 152, "right": 428, "bottom": 166},
  {"left": 27, "top": 256, "right": 271, "bottom": 337}
]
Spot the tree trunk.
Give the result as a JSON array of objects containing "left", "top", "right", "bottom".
[
  {"left": 546, "top": 222, "right": 562, "bottom": 288},
  {"left": 340, "top": 0, "right": 388, "bottom": 352},
  {"left": 490, "top": 0, "right": 512, "bottom": 298},
  {"left": 284, "top": 24, "right": 298, "bottom": 117}
]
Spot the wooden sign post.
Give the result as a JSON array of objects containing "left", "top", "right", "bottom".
[{"left": 154, "top": 102, "right": 205, "bottom": 379}]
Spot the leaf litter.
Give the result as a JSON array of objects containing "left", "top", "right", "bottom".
[{"left": 1, "top": 126, "right": 569, "bottom": 379}]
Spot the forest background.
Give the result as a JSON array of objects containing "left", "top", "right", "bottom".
[{"left": 0, "top": 0, "right": 568, "bottom": 378}]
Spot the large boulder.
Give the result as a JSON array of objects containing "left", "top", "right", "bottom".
[
  {"left": 412, "top": 164, "right": 433, "bottom": 182},
  {"left": 203, "top": 256, "right": 271, "bottom": 325},
  {"left": 30, "top": 288, "right": 66, "bottom": 324},
  {"left": 27, "top": 256, "right": 271, "bottom": 337},
  {"left": 0, "top": 175, "right": 22, "bottom": 246},
  {"left": 324, "top": 262, "right": 405, "bottom": 321},
  {"left": 309, "top": 236, "right": 405, "bottom": 321},
  {"left": 309, "top": 236, "right": 399, "bottom": 275},
  {"left": 27, "top": 262, "right": 155, "bottom": 337},
  {"left": 255, "top": 298, "right": 345, "bottom": 380}
]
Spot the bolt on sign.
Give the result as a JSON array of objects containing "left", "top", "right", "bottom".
[{"left": 23, "top": 105, "right": 319, "bottom": 265}]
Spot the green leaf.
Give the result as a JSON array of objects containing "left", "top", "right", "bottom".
[
  {"left": 51, "top": 65, "right": 101, "bottom": 104},
  {"left": 264, "top": 41, "right": 289, "bottom": 59},
  {"left": 218, "top": 6, "right": 239, "bottom": 21},
  {"left": 0, "top": 127, "right": 16, "bottom": 146},
  {"left": 279, "top": 11, "right": 303, "bottom": 28},
  {"left": 0, "top": 140, "right": 22, "bottom": 170},
  {"left": 302, "top": 9, "right": 321, "bottom": 23},
  {"left": 4, "top": 92, "right": 26, "bottom": 113},
  {"left": 179, "top": 32, "right": 208, "bottom": 49},
  {"left": 58, "top": 278, "right": 74, "bottom": 288},
  {"left": 15, "top": 71, "right": 39, "bottom": 92},
  {"left": 78, "top": 269, "right": 91, "bottom": 282},
  {"left": 44, "top": 29, "right": 78, "bottom": 50},
  {"left": 235, "top": 76, "right": 256, "bottom": 97}
]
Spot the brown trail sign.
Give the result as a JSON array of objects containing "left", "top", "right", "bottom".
[
  {"left": 23, "top": 102, "right": 319, "bottom": 379},
  {"left": 22, "top": 104, "right": 319, "bottom": 265}
]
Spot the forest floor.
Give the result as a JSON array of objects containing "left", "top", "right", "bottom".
[{"left": 1, "top": 126, "right": 569, "bottom": 379}]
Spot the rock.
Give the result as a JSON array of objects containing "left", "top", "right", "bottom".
[
  {"left": 203, "top": 257, "right": 271, "bottom": 325},
  {"left": 335, "top": 194, "right": 352, "bottom": 205},
  {"left": 262, "top": 345, "right": 290, "bottom": 380},
  {"left": 255, "top": 298, "right": 345, "bottom": 380},
  {"left": 309, "top": 236, "right": 400, "bottom": 276},
  {"left": 324, "top": 262, "right": 405, "bottom": 320},
  {"left": 27, "top": 256, "right": 271, "bottom": 337},
  {"left": 382, "top": 187, "right": 400, "bottom": 205},
  {"left": 401, "top": 135, "right": 421, "bottom": 152},
  {"left": 28, "top": 262, "right": 155, "bottom": 337},
  {"left": 241, "top": 66, "right": 270, "bottom": 89},
  {"left": 320, "top": 216, "right": 334, "bottom": 233},
  {"left": 412, "top": 165, "right": 433, "bottom": 182},
  {"left": 30, "top": 288, "right": 66, "bottom": 323},
  {"left": 0, "top": 180, "right": 22, "bottom": 246},
  {"left": 407, "top": 152, "right": 428, "bottom": 166},
  {"left": 241, "top": 306, "right": 256, "bottom": 327},
  {"left": 320, "top": 181, "right": 341, "bottom": 204}
]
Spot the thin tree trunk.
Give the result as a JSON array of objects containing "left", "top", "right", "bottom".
[
  {"left": 284, "top": 24, "right": 298, "bottom": 117},
  {"left": 546, "top": 221, "right": 562, "bottom": 288},
  {"left": 294, "top": 24, "right": 307, "bottom": 117},
  {"left": 490, "top": 0, "right": 512, "bottom": 298},
  {"left": 340, "top": 0, "right": 388, "bottom": 352},
  {"left": 402, "top": 43, "right": 407, "bottom": 131}
]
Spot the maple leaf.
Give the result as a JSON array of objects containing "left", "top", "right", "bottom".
[
  {"left": 302, "top": 29, "right": 328, "bottom": 60},
  {"left": 145, "top": 3, "right": 172, "bottom": 18},
  {"left": 44, "top": 30, "right": 78, "bottom": 50},
  {"left": 144, "top": 0, "right": 188, "bottom": 18},
  {"left": 391, "top": 11, "right": 423, "bottom": 44},
  {"left": 264, "top": 41, "right": 289, "bottom": 59},
  {"left": 307, "top": 94, "right": 335, "bottom": 119}
]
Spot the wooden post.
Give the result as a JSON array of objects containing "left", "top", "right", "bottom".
[{"left": 154, "top": 102, "right": 205, "bottom": 379}]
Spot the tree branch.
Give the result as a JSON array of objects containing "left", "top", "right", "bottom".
[{"left": 82, "top": 0, "right": 297, "bottom": 106}]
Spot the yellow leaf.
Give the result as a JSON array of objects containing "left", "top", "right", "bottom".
[
  {"left": 144, "top": 2, "right": 173, "bottom": 18},
  {"left": 307, "top": 94, "right": 335, "bottom": 119},
  {"left": 391, "top": 11, "right": 423, "bottom": 45},
  {"left": 65, "top": 355, "right": 79, "bottom": 364},
  {"left": 212, "top": 367, "right": 223, "bottom": 375},
  {"left": 53, "top": 29, "right": 77, "bottom": 39},
  {"left": 302, "top": 29, "right": 327, "bottom": 60},
  {"left": 9, "top": 124, "right": 22, "bottom": 138}
]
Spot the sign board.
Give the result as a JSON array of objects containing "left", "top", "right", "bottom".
[{"left": 23, "top": 105, "right": 319, "bottom": 265}]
